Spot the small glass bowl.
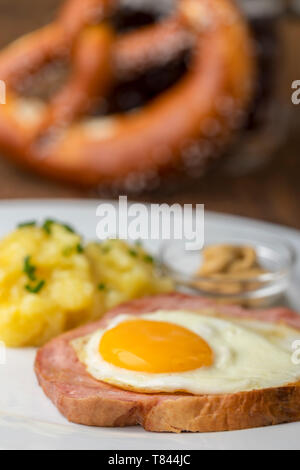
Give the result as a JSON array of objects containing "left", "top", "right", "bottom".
[{"left": 159, "top": 236, "right": 297, "bottom": 307}]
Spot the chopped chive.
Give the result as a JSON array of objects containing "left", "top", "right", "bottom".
[
  {"left": 62, "top": 246, "right": 73, "bottom": 257},
  {"left": 23, "top": 256, "right": 37, "bottom": 281},
  {"left": 61, "top": 223, "right": 75, "bottom": 234},
  {"left": 42, "top": 219, "right": 55, "bottom": 235},
  {"left": 62, "top": 243, "right": 84, "bottom": 256},
  {"left": 25, "top": 280, "right": 45, "bottom": 294},
  {"left": 18, "top": 221, "right": 36, "bottom": 228},
  {"left": 128, "top": 249, "right": 138, "bottom": 257},
  {"left": 42, "top": 219, "right": 76, "bottom": 235},
  {"left": 76, "top": 243, "right": 84, "bottom": 253},
  {"left": 144, "top": 255, "right": 154, "bottom": 264},
  {"left": 98, "top": 283, "right": 106, "bottom": 291},
  {"left": 23, "top": 256, "right": 45, "bottom": 293}
]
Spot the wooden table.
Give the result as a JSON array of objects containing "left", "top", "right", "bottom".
[{"left": 0, "top": 0, "right": 299, "bottom": 229}]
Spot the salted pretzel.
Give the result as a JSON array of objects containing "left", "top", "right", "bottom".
[{"left": 0, "top": 0, "right": 256, "bottom": 188}]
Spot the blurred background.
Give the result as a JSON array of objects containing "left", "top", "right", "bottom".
[{"left": 0, "top": 0, "right": 299, "bottom": 228}]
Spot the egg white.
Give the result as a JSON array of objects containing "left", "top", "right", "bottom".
[{"left": 72, "top": 310, "right": 300, "bottom": 395}]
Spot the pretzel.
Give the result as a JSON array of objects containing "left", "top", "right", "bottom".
[{"left": 0, "top": 0, "right": 256, "bottom": 188}]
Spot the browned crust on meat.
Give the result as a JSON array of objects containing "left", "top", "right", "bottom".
[{"left": 35, "top": 293, "right": 300, "bottom": 433}]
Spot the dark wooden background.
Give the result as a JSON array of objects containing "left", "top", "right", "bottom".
[{"left": 0, "top": 0, "right": 299, "bottom": 229}]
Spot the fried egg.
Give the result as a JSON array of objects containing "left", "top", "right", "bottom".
[{"left": 73, "top": 310, "right": 300, "bottom": 395}]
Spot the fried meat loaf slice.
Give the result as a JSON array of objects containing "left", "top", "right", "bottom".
[{"left": 35, "top": 293, "right": 300, "bottom": 433}]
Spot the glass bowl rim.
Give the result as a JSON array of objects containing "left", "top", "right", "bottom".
[{"left": 158, "top": 237, "right": 297, "bottom": 287}]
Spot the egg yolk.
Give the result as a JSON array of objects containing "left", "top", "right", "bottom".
[{"left": 99, "top": 319, "right": 213, "bottom": 373}]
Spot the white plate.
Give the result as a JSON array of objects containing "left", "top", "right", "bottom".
[{"left": 0, "top": 199, "right": 300, "bottom": 450}]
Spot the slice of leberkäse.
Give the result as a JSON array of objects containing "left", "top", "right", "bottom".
[{"left": 35, "top": 293, "right": 300, "bottom": 433}]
